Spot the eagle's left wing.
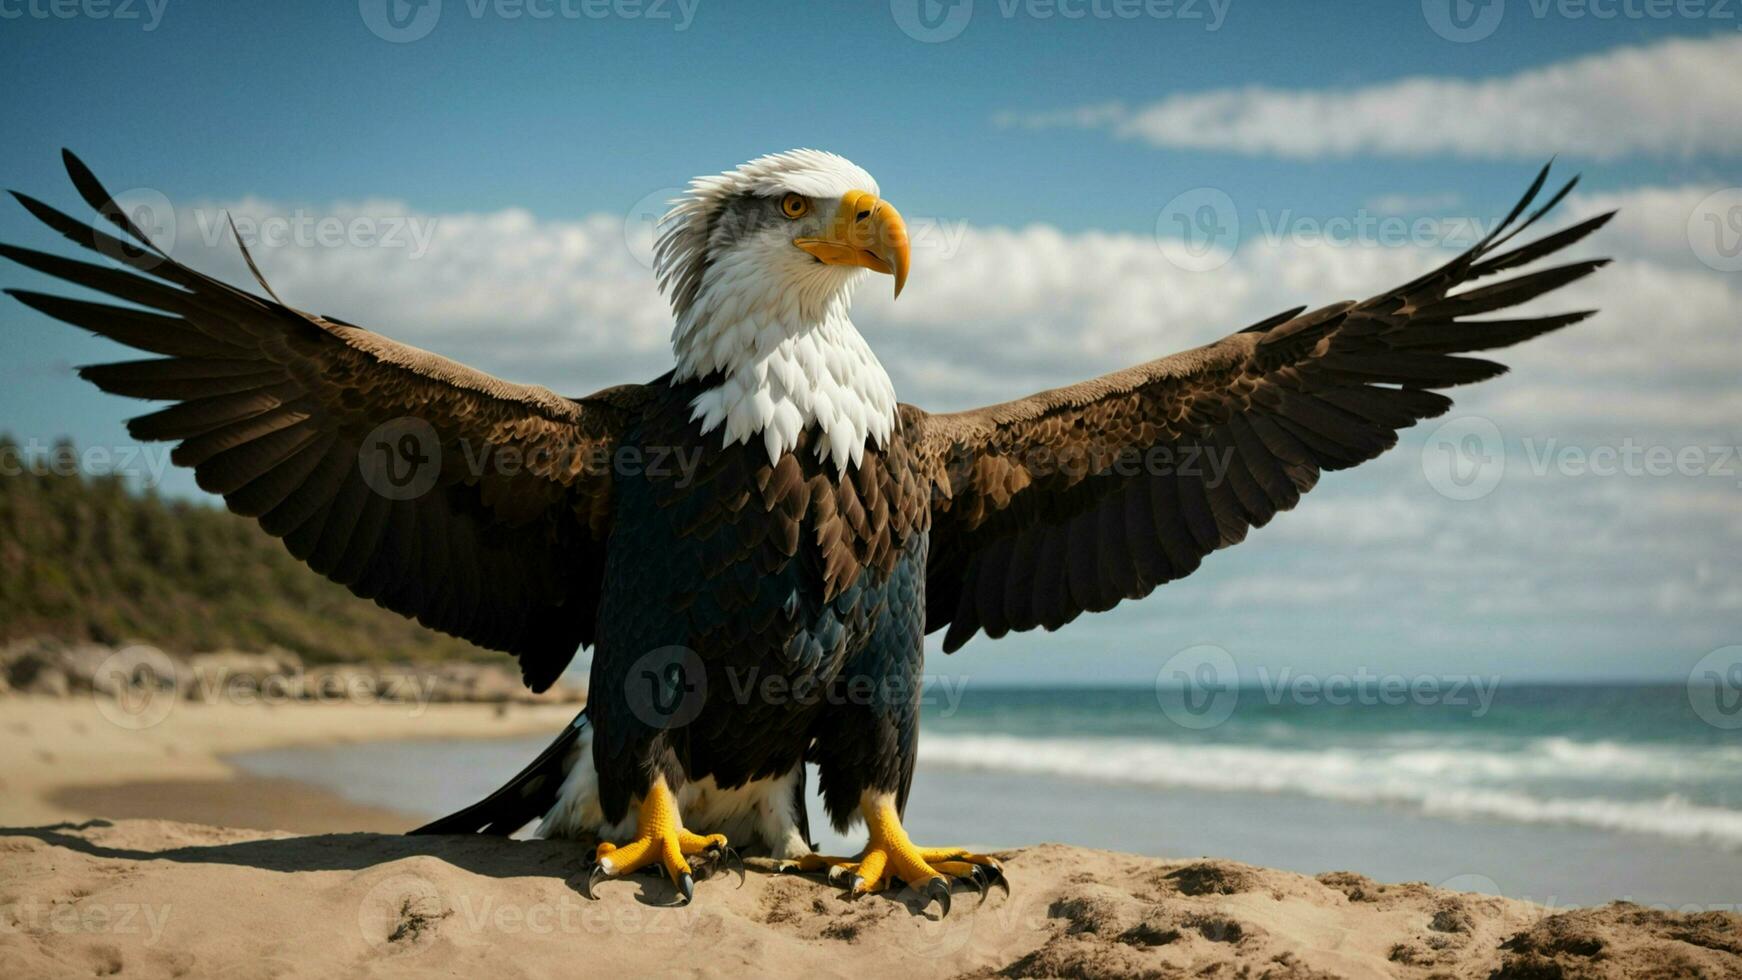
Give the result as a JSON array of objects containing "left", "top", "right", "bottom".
[{"left": 908, "top": 164, "right": 1612, "bottom": 652}]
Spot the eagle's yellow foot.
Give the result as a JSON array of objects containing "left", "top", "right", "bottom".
[
  {"left": 790, "top": 792, "right": 1004, "bottom": 915},
  {"left": 583, "top": 778, "right": 736, "bottom": 905}
]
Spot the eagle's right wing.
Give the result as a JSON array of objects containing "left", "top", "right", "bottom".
[{"left": 4, "top": 150, "right": 651, "bottom": 690}]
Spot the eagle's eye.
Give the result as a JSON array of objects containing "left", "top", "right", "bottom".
[{"left": 780, "top": 193, "right": 809, "bottom": 219}]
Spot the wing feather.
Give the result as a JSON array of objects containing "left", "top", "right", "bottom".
[
  {"left": 911, "top": 164, "right": 1611, "bottom": 651},
  {"left": 5, "top": 150, "right": 649, "bottom": 690}
]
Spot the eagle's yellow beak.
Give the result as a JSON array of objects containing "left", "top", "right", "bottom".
[{"left": 794, "top": 190, "right": 910, "bottom": 298}]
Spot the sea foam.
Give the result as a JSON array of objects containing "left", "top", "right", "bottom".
[{"left": 917, "top": 733, "right": 1742, "bottom": 850}]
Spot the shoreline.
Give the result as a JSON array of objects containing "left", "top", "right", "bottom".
[
  {"left": 0, "top": 694, "right": 577, "bottom": 830},
  {"left": 49, "top": 776, "right": 420, "bottom": 835},
  {"left": 214, "top": 718, "right": 1742, "bottom": 909}
]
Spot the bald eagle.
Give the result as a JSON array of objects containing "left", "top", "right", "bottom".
[{"left": 5, "top": 150, "right": 1610, "bottom": 912}]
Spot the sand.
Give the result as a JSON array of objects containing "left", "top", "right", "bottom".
[
  {"left": 0, "top": 693, "right": 578, "bottom": 830},
  {"left": 2, "top": 696, "right": 1739, "bottom": 979}
]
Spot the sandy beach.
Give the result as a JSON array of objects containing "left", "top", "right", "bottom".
[
  {"left": 0, "top": 693, "right": 579, "bottom": 831},
  {"left": 5, "top": 820, "right": 1740, "bottom": 979},
  {"left": 2, "top": 694, "right": 1739, "bottom": 978}
]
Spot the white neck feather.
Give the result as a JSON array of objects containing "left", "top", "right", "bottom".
[
  {"left": 656, "top": 149, "right": 899, "bottom": 473},
  {"left": 671, "top": 266, "right": 897, "bottom": 473}
]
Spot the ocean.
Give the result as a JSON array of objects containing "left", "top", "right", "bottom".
[{"left": 232, "top": 683, "right": 1742, "bottom": 909}]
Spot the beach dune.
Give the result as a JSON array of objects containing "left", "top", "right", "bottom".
[{"left": 4, "top": 819, "right": 1740, "bottom": 979}]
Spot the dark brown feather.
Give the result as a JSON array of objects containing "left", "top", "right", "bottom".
[
  {"left": 5, "top": 151, "right": 641, "bottom": 690},
  {"left": 910, "top": 162, "right": 1607, "bottom": 651}
]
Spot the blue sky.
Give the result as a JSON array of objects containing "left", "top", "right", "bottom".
[{"left": 2, "top": 0, "right": 1738, "bottom": 685}]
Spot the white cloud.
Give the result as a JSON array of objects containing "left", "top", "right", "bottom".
[
  {"left": 143, "top": 179, "right": 1736, "bottom": 673},
  {"left": 1265, "top": 492, "right": 1436, "bottom": 546},
  {"left": 1365, "top": 191, "right": 1463, "bottom": 215},
  {"left": 171, "top": 198, "right": 679, "bottom": 394},
  {"left": 996, "top": 34, "right": 1742, "bottom": 160},
  {"left": 164, "top": 181, "right": 1736, "bottom": 432},
  {"left": 1211, "top": 572, "right": 1367, "bottom": 608}
]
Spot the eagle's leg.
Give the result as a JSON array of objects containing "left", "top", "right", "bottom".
[
  {"left": 589, "top": 776, "right": 727, "bottom": 904},
  {"left": 791, "top": 790, "right": 1003, "bottom": 913}
]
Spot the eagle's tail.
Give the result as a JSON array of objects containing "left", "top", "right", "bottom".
[{"left": 408, "top": 712, "right": 588, "bottom": 836}]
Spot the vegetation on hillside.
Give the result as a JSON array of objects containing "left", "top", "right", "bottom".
[{"left": 0, "top": 437, "right": 495, "bottom": 664}]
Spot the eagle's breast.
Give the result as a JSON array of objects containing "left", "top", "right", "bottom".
[{"left": 597, "top": 382, "right": 930, "bottom": 680}]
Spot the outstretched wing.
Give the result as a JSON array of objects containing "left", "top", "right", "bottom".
[
  {"left": 910, "top": 163, "right": 1612, "bottom": 653},
  {"left": 4, "top": 150, "right": 652, "bottom": 690}
]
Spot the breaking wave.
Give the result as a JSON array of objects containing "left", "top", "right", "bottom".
[{"left": 917, "top": 733, "right": 1742, "bottom": 849}]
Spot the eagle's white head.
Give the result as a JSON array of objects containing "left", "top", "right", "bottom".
[{"left": 655, "top": 150, "right": 910, "bottom": 471}]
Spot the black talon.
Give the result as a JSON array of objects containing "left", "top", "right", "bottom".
[
  {"left": 722, "top": 846, "right": 746, "bottom": 889},
  {"left": 922, "top": 876, "right": 952, "bottom": 917},
  {"left": 846, "top": 873, "right": 865, "bottom": 895},
  {"left": 702, "top": 844, "right": 745, "bottom": 888},
  {"left": 582, "top": 864, "right": 608, "bottom": 901},
  {"left": 676, "top": 872, "right": 695, "bottom": 905},
  {"left": 985, "top": 864, "right": 1010, "bottom": 897}
]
